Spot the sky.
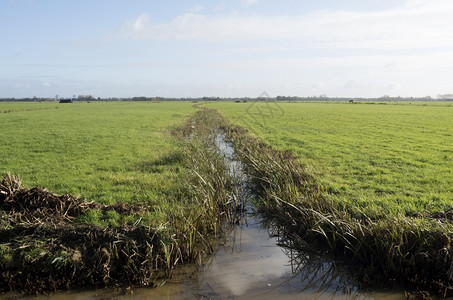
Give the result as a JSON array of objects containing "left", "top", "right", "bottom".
[{"left": 1, "top": 0, "right": 453, "bottom": 98}]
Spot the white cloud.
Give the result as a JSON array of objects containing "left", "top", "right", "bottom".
[
  {"left": 42, "top": 81, "right": 51, "bottom": 87},
  {"left": 132, "top": 14, "right": 150, "bottom": 31},
  {"left": 116, "top": 1, "right": 453, "bottom": 51}
]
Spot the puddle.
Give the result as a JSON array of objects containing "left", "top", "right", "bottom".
[{"left": 15, "top": 135, "right": 408, "bottom": 299}]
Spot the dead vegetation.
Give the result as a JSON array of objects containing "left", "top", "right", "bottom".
[
  {"left": 0, "top": 174, "right": 166, "bottom": 295},
  {"left": 0, "top": 174, "right": 144, "bottom": 227},
  {"left": 431, "top": 209, "right": 453, "bottom": 225},
  {"left": 0, "top": 224, "right": 162, "bottom": 293}
]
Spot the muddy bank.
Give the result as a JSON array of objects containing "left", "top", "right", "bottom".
[{"left": 0, "top": 174, "right": 164, "bottom": 294}]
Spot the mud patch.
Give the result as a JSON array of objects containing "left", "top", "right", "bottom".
[
  {"left": 431, "top": 208, "right": 453, "bottom": 225},
  {"left": 0, "top": 174, "right": 163, "bottom": 295},
  {"left": 0, "top": 174, "right": 146, "bottom": 227}
]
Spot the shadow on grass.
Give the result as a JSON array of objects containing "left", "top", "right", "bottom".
[{"left": 136, "top": 151, "right": 185, "bottom": 173}]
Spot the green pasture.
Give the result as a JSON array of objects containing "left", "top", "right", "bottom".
[
  {"left": 208, "top": 101, "right": 453, "bottom": 216},
  {"left": 0, "top": 101, "right": 195, "bottom": 205},
  {"left": 2, "top": 100, "right": 452, "bottom": 217},
  {"left": 2, "top": 100, "right": 452, "bottom": 293}
]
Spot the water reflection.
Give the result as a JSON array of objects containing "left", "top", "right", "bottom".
[
  {"left": 18, "top": 135, "right": 406, "bottom": 299},
  {"left": 121, "top": 210, "right": 404, "bottom": 300},
  {"left": 183, "top": 213, "right": 364, "bottom": 299},
  {"left": 23, "top": 195, "right": 405, "bottom": 300}
]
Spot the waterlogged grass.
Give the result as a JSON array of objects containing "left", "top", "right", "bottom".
[
  {"left": 209, "top": 101, "right": 453, "bottom": 217},
  {"left": 0, "top": 101, "right": 195, "bottom": 205}
]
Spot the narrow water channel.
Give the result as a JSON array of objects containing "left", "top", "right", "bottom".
[{"left": 22, "top": 135, "right": 408, "bottom": 299}]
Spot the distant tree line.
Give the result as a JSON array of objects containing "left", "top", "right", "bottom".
[{"left": 1, "top": 95, "right": 453, "bottom": 103}]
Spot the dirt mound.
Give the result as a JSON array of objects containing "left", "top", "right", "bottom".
[
  {"left": 0, "top": 174, "right": 162, "bottom": 295},
  {"left": 0, "top": 174, "right": 146, "bottom": 226},
  {"left": 431, "top": 208, "right": 453, "bottom": 224},
  {"left": 0, "top": 224, "right": 162, "bottom": 294}
]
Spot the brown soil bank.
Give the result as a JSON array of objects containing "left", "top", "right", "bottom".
[{"left": 0, "top": 174, "right": 164, "bottom": 294}]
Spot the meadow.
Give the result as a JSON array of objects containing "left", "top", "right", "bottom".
[
  {"left": 1, "top": 100, "right": 453, "bottom": 294},
  {"left": 4, "top": 100, "right": 450, "bottom": 218},
  {"left": 209, "top": 101, "right": 453, "bottom": 217},
  {"left": 0, "top": 101, "right": 195, "bottom": 205}
]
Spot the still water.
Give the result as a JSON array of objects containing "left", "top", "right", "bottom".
[
  {"left": 24, "top": 135, "right": 407, "bottom": 299},
  {"left": 25, "top": 210, "right": 405, "bottom": 299}
]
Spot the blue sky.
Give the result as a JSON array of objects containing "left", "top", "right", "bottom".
[{"left": 1, "top": 0, "right": 453, "bottom": 98}]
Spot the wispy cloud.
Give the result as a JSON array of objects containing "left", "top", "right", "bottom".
[
  {"left": 214, "top": 3, "right": 225, "bottom": 12},
  {"left": 190, "top": 5, "right": 203, "bottom": 13},
  {"left": 115, "top": 0, "right": 453, "bottom": 51},
  {"left": 241, "top": 0, "right": 260, "bottom": 7},
  {"left": 132, "top": 14, "right": 149, "bottom": 30}
]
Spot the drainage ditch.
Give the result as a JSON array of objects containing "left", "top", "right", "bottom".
[{"left": 24, "top": 134, "right": 408, "bottom": 299}]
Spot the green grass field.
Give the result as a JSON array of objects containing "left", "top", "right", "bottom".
[
  {"left": 1, "top": 101, "right": 195, "bottom": 205},
  {"left": 208, "top": 101, "right": 453, "bottom": 217},
  {"left": 1, "top": 100, "right": 453, "bottom": 293},
  {"left": 2, "top": 101, "right": 451, "bottom": 216}
]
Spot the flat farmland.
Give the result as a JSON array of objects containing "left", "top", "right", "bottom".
[
  {"left": 209, "top": 101, "right": 453, "bottom": 217},
  {"left": 0, "top": 102, "right": 243, "bottom": 292},
  {"left": 2, "top": 100, "right": 453, "bottom": 295},
  {"left": 0, "top": 101, "right": 195, "bottom": 205}
]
